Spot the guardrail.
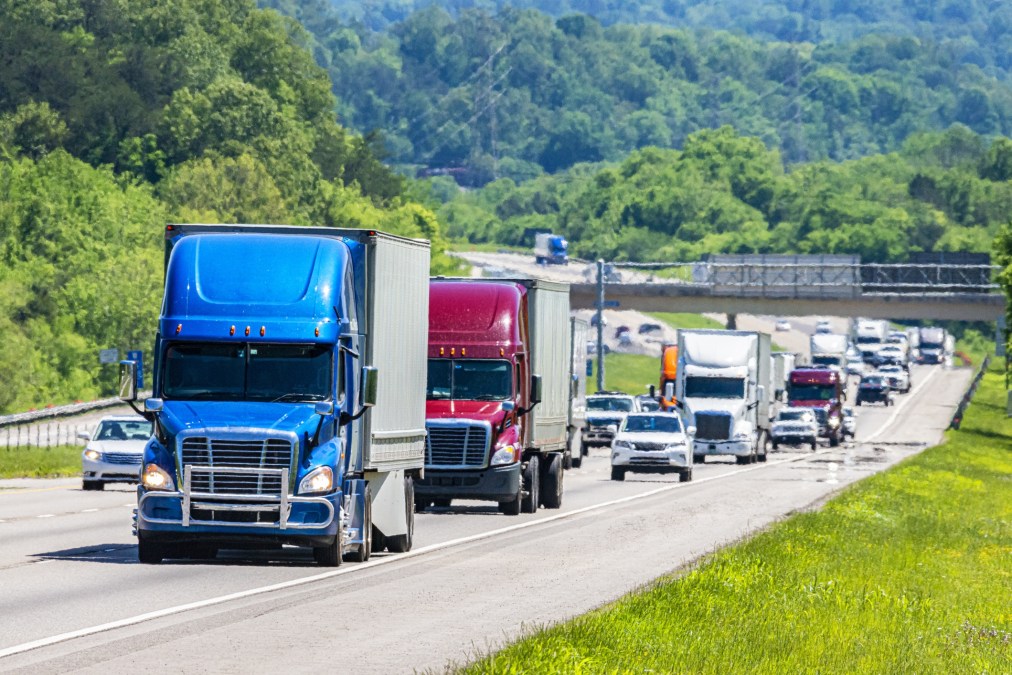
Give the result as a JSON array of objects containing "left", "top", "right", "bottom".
[
  {"left": 0, "top": 395, "right": 149, "bottom": 449},
  {"left": 0, "top": 397, "right": 126, "bottom": 428},
  {"left": 949, "top": 356, "right": 991, "bottom": 430}
]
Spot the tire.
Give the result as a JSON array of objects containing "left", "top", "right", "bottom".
[
  {"left": 610, "top": 466, "right": 625, "bottom": 481},
  {"left": 856, "top": 400, "right": 862, "bottom": 406},
  {"left": 345, "top": 485, "right": 372, "bottom": 563},
  {"left": 137, "top": 536, "right": 164, "bottom": 564},
  {"left": 771, "top": 440, "right": 779, "bottom": 450},
  {"left": 810, "top": 438, "right": 817, "bottom": 451},
  {"left": 540, "top": 453, "right": 563, "bottom": 509},
  {"left": 413, "top": 497, "right": 431, "bottom": 513},
  {"left": 679, "top": 468, "right": 692, "bottom": 483},
  {"left": 757, "top": 433, "right": 770, "bottom": 462},
  {"left": 313, "top": 525, "right": 343, "bottom": 567},
  {"left": 829, "top": 433, "right": 840, "bottom": 448},
  {"left": 563, "top": 450, "right": 573, "bottom": 470},
  {"left": 371, "top": 525, "right": 387, "bottom": 553},
  {"left": 521, "top": 456, "right": 539, "bottom": 514},
  {"left": 735, "top": 455, "right": 751, "bottom": 465},
  {"left": 693, "top": 454, "right": 705, "bottom": 464},
  {"left": 432, "top": 498, "right": 452, "bottom": 508},
  {"left": 385, "top": 475, "right": 415, "bottom": 553},
  {"left": 499, "top": 495, "right": 521, "bottom": 515},
  {"left": 571, "top": 451, "right": 583, "bottom": 469},
  {"left": 82, "top": 480, "right": 103, "bottom": 491}
]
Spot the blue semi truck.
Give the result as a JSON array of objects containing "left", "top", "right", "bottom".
[
  {"left": 122, "top": 224, "right": 429, "bottom": 566},
  {"left": 534, "top": 233, "right": 569, "bottom": 265}
]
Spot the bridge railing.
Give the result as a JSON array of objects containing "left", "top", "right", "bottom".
[{"left": 605, "top": 261, "right": 1001, "bottom": 298}]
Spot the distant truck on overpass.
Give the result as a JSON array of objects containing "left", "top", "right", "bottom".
[{"left": 534, "top": 233, "right": 569, "bottom": 265}]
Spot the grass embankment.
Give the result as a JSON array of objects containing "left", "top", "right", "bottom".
[
  {"left": 0, "top": 445, "right": 82, "bottom": 479},
  {"left": 466, "top": 371, "right": 1012, "bottom": 673}
]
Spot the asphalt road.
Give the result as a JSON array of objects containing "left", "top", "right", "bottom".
[{"left": 0, "top": 363, "right": 969, "bottom": 673}]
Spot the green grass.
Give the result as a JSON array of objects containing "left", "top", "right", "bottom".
[
  {"left": 464, "top": 372, "right": 1012, "bottom": 674},
  {"left": 647, "top": 312, "right": 724, "bottom": 331},
  {"left": 0, "top": 444, "right": 83, "bottom": 478},
  {"left": 588, "top": 353, "right": 657, "bottom": 395}
]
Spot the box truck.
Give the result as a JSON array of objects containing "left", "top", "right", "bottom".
[
  {"left": 418, "top": 278, "right": 572, "bottom": 514},
  {"left": 125, "top": 224, "right": 429, "bottom": 566}
]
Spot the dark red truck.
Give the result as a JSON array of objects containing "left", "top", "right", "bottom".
[
  {"left": 787, "top": 367, "right": 845, "bottom": 447},
  {"left": 416, "top": 278, "right": 573, "bottom": 515}
]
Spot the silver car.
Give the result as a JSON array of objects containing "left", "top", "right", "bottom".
[
  {"left": 80, "top": 416, "right": 153, "bottom": 490},
  {"left": 610, "top": 412, "right": 694, "bottom": 482}
]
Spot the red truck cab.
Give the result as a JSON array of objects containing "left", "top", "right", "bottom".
[
  {"left": 417, "top": 279, "right": 569, "bottom": 515},
  {"left": 787, "top": 367, "right": 844, "bottom": 446}
]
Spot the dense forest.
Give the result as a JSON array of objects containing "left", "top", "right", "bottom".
[
  {"left": 437, "top": 124, "right": 1012, "bottom": 262},
  {"left": 262, "top": 2, "right": 1012, "bottom": 180},
  {"left": 0, "top": 0, "right": 457, "bottom": 413}
]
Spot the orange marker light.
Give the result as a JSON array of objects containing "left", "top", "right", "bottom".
[
  {"left": 245, "top": 326, "right": 250, "bottom": 336},
  {"left": 440, "top": 347, "right": 445, "bottom": 356},
  {"left": 461, "top": 348, "right": 466, "bottom": 356},
  {"left": 450, "top": 348, "right": 455, "bottom": 356},
  {"left": 315, "top": 327, "right": 320, "bottom": 337},
  {"left": 260, "top": 326, "right": 265, "bottom": 337},
  {"left": 229, "top": 325, "right": 235, "bottom": 336},
  {"left": 175, "top": 324, "right": 182, "bottom": 334}
]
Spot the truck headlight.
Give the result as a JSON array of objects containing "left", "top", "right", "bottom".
[
  {"left": 828, "top": 417, "right": 840, "bottom": 428},
  {"left": 299, "top": 466, "right": 334, "bottom": 494},
  {"left": 141, "top": 463, "right": 174, "bottom": 491},
  {"left": 83, "top": 449, "right": 101, "bottom": 461},
  {"left": 733, "top": 431, "right": 750, "bottom": 440},
  {"left": 606, "top": 424, "right": 618, "bottom": 433},
  {"left": 490, "top": 444, "right": 519, "bottom": 466}
]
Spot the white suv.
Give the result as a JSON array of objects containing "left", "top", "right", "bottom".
[
  {"left": 610, "top": 412, "right": 694, "bottom": 482},
  {"left": 771, "top": 407, "right": 819, "bottom": 451}
]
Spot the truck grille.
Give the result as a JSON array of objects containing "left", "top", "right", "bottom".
[
  {"left": 694, "top": 413, "right": 732, "bottom": 441},
  {"left": 180, "top": 437, "right": 292, "bottom": 495},
  {"left": 425, "top": 422, "right": 490, "bottom": 468}
]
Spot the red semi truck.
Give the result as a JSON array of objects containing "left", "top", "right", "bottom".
[
  {"left": 787, "top": 367, "right": 845, "bottom": 446},
  {"left": 417, "top": 278, "right": 572, "bottom": 515}
]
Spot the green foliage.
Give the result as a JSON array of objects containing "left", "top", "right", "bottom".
[
  {"left": 587, "top": 353, "right": 657, "bottom": 396},
  {"left": 265, "top": 2, "right": 1012, "bottom": 177},
  {"left": 445, "top": 126, "right": 1012, "bottom": 262},
  {"left": 465, "top": 370, "right": 1012, "bottom": 673}
]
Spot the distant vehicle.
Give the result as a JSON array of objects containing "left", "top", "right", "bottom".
[
  {"left": 610, "top": 412, "right": 694, "bottom": 482},
  {"left": 638, "top": 322, "right": 663, "bottom": 335},
  {"left": 815, "top": 320, "right": 833, "bottom": 334},
  {"left": 774, "top": 319, "right": 791, "bottom": 332},
  {"left": 582, "top": 264, "right": 622, "bottom": 283},
  {"left": 80, "top": 416, "right": 153, "bottom": 490},
  {"left": 842, "top": 406, "right": 856, "bottom": 439},
  {"left": 587, "top": 340, "right": 611, "bottom": 355},
  {"left": 787, "top": 367, "right": 845, "bottom": 447},
  {"left": 918, "top": 327, "right": 947, "bottom": 364},
  {"left": 856, "top": 375, "right": 894, "bottom": 406},
  {"left": 810, "top": 333, "right": 850, "bottom": 385},
  {"left": 584, "top": 392, "right": 640, "bottom": 447},
  {"left": 770, "top": 408, "right": 818, "bottom": 451},
  {"left": 855, "top": 319, "right": 889, "bottom": 362},
  {"left": 615, "top": 325, "right": 631, "bottom": 338},
  {"left": 877, "top": 364, "right": 911, "bottom": 393},
  {"left": 845, "top": 356, "right": 866, "bottom": 377},
  {"left": 590, "top": 313, "right": 608, "bottom": 327},
  {"left": 534, "top": 232, "right": 568, "bottom": 265},
  {"left": 617, "top": 332, "right": 632, "bottom": 347},
  {"left": 875, "top": 345, "right": 908, "bottom": 367},
  {"left": 636, "top": 395, "right": 661, "bottom": 412}
]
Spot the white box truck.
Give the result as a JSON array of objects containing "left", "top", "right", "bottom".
[
  {"left": 677, "top": 330, "right": 772, "bottom": 465},
  {"left": 810, "top": 333, "right": 850, "bottom": 385}
]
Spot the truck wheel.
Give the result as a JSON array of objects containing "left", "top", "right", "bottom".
[
  {"left": 137, "top": 536, "right": 164, "bottom": 564},
  {"left": 571, "top": 451, "right": 583, "bottom": 469},
  {"left": 540, "top": 453, "right": 563, "bottom": 509},
  {"left": 693, "top": 454, "right": 705, "bottom": 464},
  {"left": 563, "top": 450, "right": 573, "bottom": 470},
  {"left": 82, "top": 480, "right": 103, "bottom": 491},
  {"left": 371, "top": 525, "right": 387, "bottom": 553},
  {"left": 432, "top": 498, "right": 452, "bottom": 508},
  {"left": 521, "top": 456, "right": 540, "bottom": 514},
  {"left": 856, "top": 400, "right": 862, "bottom": 406},
  {"left": 679, "top": 468, "right": 692, "bottom": 483},
  {"left": 313, "top": 526, "right": 344, "bottom": 567},
  {"left": 345, "top": 485, "right": 372, "bottom": 563},
  {"left": 829, "top": 433, "right": 840, "bottom": 448},
  {"left": 758, "top": 433, "right": 770, "bottom": 462},
  {"left": 772, "top": 440, "right": 779, "bottom": 450},
  {"left": 385, "top": 475, "right": 415, "bottom": 553},
  {"left": 810, "top": 438, "right": 817, "bottom": 451},
  {"left": 499, "top": 495, "right": 521, "bottom": 515},
  {"left": 413, "top": 497, "right": 431, "bottom": 513},
  {"left": 610, "top": 466, "right": 625, "bottom": 481},
  {"left": 735, "top": 455, "right": 751, "bottom": 465}
]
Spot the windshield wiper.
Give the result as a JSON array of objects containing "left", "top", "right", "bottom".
[
  {"left": 471, "top": 394, "right": 507, "bottom": 401},
  {"left": 271, "top": 393, "right": 325, "bottom": 403}
]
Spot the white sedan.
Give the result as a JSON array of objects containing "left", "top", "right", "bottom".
[
  {"left": 80, "top": 416, "right": 153, "bottom": 490},
  {"left": 877, "top": 364, "right": 911, "bottom": 393},
  {"left": 610, "top": 412, "right": 693, "bottom": 482}
]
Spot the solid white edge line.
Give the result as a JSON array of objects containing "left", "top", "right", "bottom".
[
  {"left": 3, "top": 376, "right": 940, "bottom": 662},
  {"left": 862, "top": 365, "right": 941, "bottom": 444}
]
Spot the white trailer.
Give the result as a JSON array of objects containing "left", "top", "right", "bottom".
[
  {"left": 810, "top": 333, "right": 850, "bottom": 384},
  {"left": 568, "top": 317, "right": 589, "bottom": 468}
]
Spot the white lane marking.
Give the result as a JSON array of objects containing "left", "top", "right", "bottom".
[
  {"left": 36, "top": 515, "right": 54, "bottom": 519},
  {"left": 0, "top": 452, "right": 821, "bottom": 660},
  {"left": 81, "top": 509, "right": 99, "bottom": 513},
  {"left": 863, "top": 366, "right": 941, "bottom": 444}
]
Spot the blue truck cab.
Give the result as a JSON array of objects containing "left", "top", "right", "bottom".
[{"left": 124, "top": 224, "right": 429, "bottom": 566}]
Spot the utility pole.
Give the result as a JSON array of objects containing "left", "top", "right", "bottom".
[{"left": 596, "top": 259, "right": 606, "bottom": 391}]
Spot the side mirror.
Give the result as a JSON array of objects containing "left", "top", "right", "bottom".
[
  {"left": 663, "top": 382, "right": 674, "bottom": 400},
  {"left": 361, "top": 366, "right": 378, "bottom": 408},
  {"left": 687, "top": 425, "right": 696, "bottom": 437},
  {"left": 144, "top": 398, "right": 163, "bottom": 413},
  {"left": 501, "top": 401, "right": 515, "bottom": 412},
  {"left": 118, "top": 361, "right": 138, "bottom": 402},
  {"left": 648, "top": 385, "right": 656, "bottom": 398},
  {"left": 531, "top": 374, "right": 543, "bottom": 405},
  {"left": 315, "top": 401, "right": 335, "bottom": 416},
  {"left": 77, "top": 431, "right": 92, "bottom": 442},
  {"left": 757, "top": 384, "right": 766, "bottom": 401}
]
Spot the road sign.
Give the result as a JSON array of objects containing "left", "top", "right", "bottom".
[
  {"left": 99, "top": 348, "right": 119, "bottom": 364},
  {"left": 594, "top": 300, "right": 620, "bottom": 309}
]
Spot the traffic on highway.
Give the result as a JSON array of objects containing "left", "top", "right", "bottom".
[{"left": 0, "top": 238, "right": 972, "bottom": 672}]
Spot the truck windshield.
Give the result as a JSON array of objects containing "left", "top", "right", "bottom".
[
  {"left": 163, "top": 342, "right": 332, "bottom": 402},
  {"left": 855, "top": 336, "right": 880, "bottom": 344},
  {"left": 789, "top": 384, "right": 835, "bottom": 400},
  {"left": 427, "top": 360, "right": 512, "bottom": 401},
  {"left": 684, "top": 377, "right": 745, "bottom": 399},
  {"left": 811, "top": 356, "right": 839, "bottom": 366}
]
